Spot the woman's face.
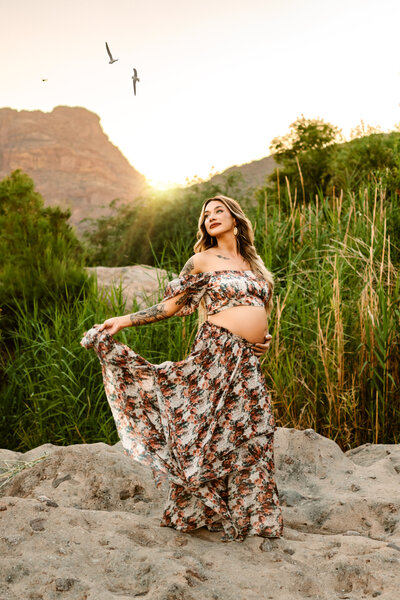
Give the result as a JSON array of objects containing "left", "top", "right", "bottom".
[{"left": 203, "top": 200, "right": 236, "bottom": 237}]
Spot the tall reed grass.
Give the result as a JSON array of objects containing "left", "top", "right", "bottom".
[
  {"left": 257, "top": 182, "right": 399, "bottom": 448},
  {"left": 1, "top": 182, "right": 399, "bottom": 451}
]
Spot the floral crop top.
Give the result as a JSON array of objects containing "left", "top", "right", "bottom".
[{"left": 162, "top": 270, "right": 271, "bottom": 317}]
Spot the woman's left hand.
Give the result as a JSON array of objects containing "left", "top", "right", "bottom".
[{"left": 252, "top": 334, "right": 272, "bottom": 358}]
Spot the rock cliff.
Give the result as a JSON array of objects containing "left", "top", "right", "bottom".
[{"left": 0, "top": 106, "right": 147, "bottom": 230}]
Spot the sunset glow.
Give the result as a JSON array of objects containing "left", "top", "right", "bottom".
[{"left": 1, "top": 0, "right": 400, "bottom": 186}]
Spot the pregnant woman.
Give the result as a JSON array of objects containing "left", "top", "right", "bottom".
[{"left": 81, "top": 195, "right": 283, "bottom": 542}]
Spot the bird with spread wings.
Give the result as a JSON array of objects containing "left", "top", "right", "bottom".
[
  {"left": 105, "top": 42, "right": 118, "bottom": 64},
  {"left": 132, "top": 68, "right": 140, "bottom": 96}
]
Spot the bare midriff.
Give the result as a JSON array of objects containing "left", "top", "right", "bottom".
[{"left": 207, "top": 305, "right": 268, "bottom": 344}]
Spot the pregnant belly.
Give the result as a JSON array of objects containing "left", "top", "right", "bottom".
[{"left": 207, "top": 306, "right": 268, "bottom": 344}]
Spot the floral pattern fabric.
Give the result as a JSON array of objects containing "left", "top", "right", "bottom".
[
  {"left": 162, "top": 270, "right": 270, "bottom": 316},
  {"left": 81, "top": 317, "right": 283, "bottom": 541}
]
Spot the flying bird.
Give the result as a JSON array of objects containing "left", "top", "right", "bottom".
[
  {"left": 132, "top": 68, "right": 140, "bottom": 96},
  {"left": 105, "top": 42, "right": 118, "bottom": 64}
]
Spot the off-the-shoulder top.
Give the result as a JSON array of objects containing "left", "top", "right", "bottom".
[{"left": 162, "top": 270, "right": 270, "bottom": 317}]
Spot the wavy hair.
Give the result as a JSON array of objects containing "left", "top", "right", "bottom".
[{"left": 194, "top": 195, "right": 274, "bottom": 315}]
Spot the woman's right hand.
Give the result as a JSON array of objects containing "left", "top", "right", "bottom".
[
  {"left": 98, "top": 316, "right": 128, "bottom": 336},
  {"left": 252, "top": 334, "right": 272, "bottom": 358}
]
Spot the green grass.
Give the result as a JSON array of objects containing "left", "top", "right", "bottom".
[{"left": 257, "top": 183, "right": 400, "bottom": 448}]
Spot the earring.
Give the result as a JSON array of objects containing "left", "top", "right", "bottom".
[{"left": 233, "top": 226, "right": 238, "bottom": 236}]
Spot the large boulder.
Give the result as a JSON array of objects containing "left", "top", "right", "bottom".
[{"left": 86, "top": 264, "right": 173, "bottom": 309}]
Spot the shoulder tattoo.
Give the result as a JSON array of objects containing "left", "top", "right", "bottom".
[{"left": 179, "top": 257, "right": 195, "bottom": 277}]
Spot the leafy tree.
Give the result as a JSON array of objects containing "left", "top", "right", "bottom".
[
  {"left": 268, "top": 116, "right": 342, "bottom": 202},
  {"left": 0, "top": 170, "right": 88, "bottom": 332},
  {"left": 270, "top": 115, "right": 342, "bottom": 159}
]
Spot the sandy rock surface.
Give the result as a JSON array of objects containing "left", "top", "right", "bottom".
[
  {"left": 86, "top": 265, "right": 173, "bottom": 310},
  {"left": 1, "top": 428, "right": 399, "bottom": 600}
]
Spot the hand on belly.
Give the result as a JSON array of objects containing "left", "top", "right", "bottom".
[{"left": 207, "top": 306, "right": 268, "bottom": 344}]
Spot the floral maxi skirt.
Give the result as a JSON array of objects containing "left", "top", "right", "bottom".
[{"left": 81, "top": 320, "right": 283, "bottom": 541}]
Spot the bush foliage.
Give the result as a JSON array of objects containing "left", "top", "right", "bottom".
[
  {"left": 0, "top": 170, "right": 87, "bottom": 330},
  {"left": 267, "top": 117, "right": 400, "bottom": 206}
]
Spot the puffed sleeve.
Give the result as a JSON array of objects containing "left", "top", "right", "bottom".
[{"left": 162, "top": 273, "right": 210, "bottom": 316}]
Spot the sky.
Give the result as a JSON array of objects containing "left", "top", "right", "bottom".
[{"left": 1, "top": 0, "right": 400, "bottom": 188}]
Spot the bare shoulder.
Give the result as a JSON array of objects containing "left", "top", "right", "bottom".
[
  {"left": 179, "top": 252, "right": 212, "bottom": 276},
  {"left": 197, "top": 248, "right": 220, "bottom": 270},
  {"left": 178, "top": 255, "right": 199, "bottom": 276},
  {"left": 179, "top": 251, "right": 218, "bottom": 276}
]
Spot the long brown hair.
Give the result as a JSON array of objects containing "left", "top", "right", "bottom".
[{"left": 194, "top": 195, "right": 274, "bottom": 313}]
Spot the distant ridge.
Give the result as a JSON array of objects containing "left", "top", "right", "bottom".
[
  {"left": 0, "top": 106, "right": 147, "bottom": 230},
  {"left": 207, "top": 155, "right": 278, "bottom": 194}
]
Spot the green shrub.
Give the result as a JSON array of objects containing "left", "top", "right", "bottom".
[{"left": 0, "top": 170, "right": 88, "bottom": 333}]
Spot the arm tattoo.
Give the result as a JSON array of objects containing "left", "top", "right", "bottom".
[
  {"left": 179, "top": 257, "right": 195, "bottom": 276},
  {"left": 129, "top": 303, "right": 168, "bottom": 326}
]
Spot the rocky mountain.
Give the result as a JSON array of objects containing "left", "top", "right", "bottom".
[
  {"left": 0, "top": 106, "right": 147, "bottom": 229},
  {"left": 1, "top": 428, "right": 399, "bottom": 599}
]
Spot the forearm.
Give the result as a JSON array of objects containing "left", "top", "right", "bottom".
[
  {"left": 100, "top": 291, "right": 190, "bottom": 334},
  {"left": 98, "top": 298, "right": 181, "bottom": 336},
  {"left": 127, "top": 301, "right": 171, "bottom": 327}
]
